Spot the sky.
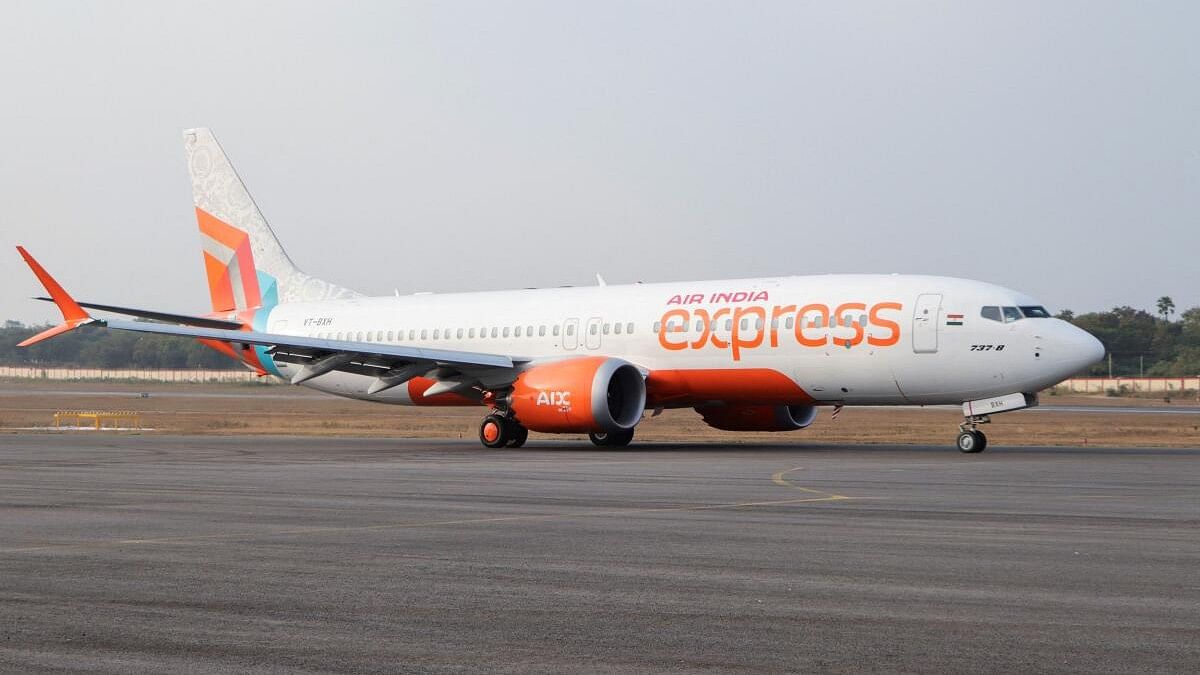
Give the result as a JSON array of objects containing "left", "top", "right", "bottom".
[{"left": 2, "top": 1, "right": 1197, "bottom": 325}]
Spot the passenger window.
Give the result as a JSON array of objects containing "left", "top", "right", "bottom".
[
  {"left": 756, "top": 318, "right": 763, "bottom": 330},
  {"left": 357, "top": 331, "right": 364, "bottom": 342},
  {"left": 1020, "top": 306, "right": 1050, "bottom": 318},
  {"left": 539, "top": 325, "right": 546, "bottom": 337},
  {"left": 503, "top": 327, "right": 511, "bottom": 338},
  {"left": 553, "top": 325, "right": 561, "bottom": 337},
  {"left": 491, "top": 327, "right": 498, "bottom": 338},
  {"left": 386, "top": 330, "right": 393, "bottom": 341},
  {"left": 527, "top": 325, "right": 533, "bottom": 336},
  {"left": 420, "top": 329, "right": 428, "bottom": 340},
  {"left": 603, "top": 323, "right": 611, "bottom": 335},
  {"left": 724, "top": 319, "right": 732, "bottom": 331},
  {"left": 785, "top": 317, "right": 794, "bottom": 330},
  {"left": 408, "top": 330, "right": 415, "bottom": 340},
  {"left": 566, "top": 325, "right": 575, "bottom": 336},
  {"left": 515, "top": 326, "right": 523, "bottom": 338},
  {"left": 626, "top": 322, "right": 634, "bottom": 334},
  {"left": 614, "top": 323, "right": 622, "bottom": 335},
  {"left": 653, "top": 321, "right": 661, "bottom": 333},
  {"left": 469, "top": 328, "right": 476, "bottom": 338},
  {"left": 1002, "top": 306, "right": 1022, "bottom": 323},
  {"left": 740, "top": 318, "right": 748, "bottom": 330},
  {"left": 376, "top": 331, "right": 383, "bottom": 342},
  {"left": 457, "top": 328, "right": 464, "bottom": 339},
  {"left": 589, "top": 324, "right": 598, "bottom": 335}
]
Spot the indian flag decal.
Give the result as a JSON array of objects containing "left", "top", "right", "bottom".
[{"left": 946, "top": 313, "right": 964, "bottom": 326}]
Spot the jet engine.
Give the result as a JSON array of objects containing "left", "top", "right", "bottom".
[
  {"left": 508, "top": 357, "right": 647, "bottom": 433},
  {"left": 696, "top": 404, "right": 818, "bottom": 431}
]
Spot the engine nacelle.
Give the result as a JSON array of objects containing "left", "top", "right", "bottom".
[
  {"left": 696, "top": 404, "right": 818, "bottom": 432},
  {"left": 509, "top": 357, "right": 647, "bottom": 433}
]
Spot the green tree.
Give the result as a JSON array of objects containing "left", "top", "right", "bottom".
[{"left": 1157, "top": 296, "right": 1175, "bottom": 321}]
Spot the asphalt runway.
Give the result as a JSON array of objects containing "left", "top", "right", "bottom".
[{"left": 0, "top": 435, "right": 1196, "bottom": 674}]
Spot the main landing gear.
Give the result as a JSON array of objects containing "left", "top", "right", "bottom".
[
  {"left": 957, "top": 414, "right": 989, "bottom": 453},
  {"left": 479, "top": 413, "right": 528, "bottom": 449},
  {"left": 588, "top": 428, "right": 635, "bottom": 447}
]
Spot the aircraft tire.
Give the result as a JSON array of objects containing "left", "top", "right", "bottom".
[
  {"left": 480, "top": 415, "right": 509, "bottom": 449},
  {"left": 589, "top": 428, "right": 635, "bottom": 447},
  {"left": 506, "top": 423, "right": 528, "bottom": 448},
  {"left": 957, "top": 430, "right": 986, "bottom": 453}
]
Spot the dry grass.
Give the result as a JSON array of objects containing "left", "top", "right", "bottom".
[{"left": 1, "top": 380, "right": 1198, "bottom": 447}]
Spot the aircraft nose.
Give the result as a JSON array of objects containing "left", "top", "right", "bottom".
[{"left": 1061, "top": 323, "right": 1105, "bottom": 373}]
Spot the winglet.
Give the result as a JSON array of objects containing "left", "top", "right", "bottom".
[{"left": 15, "top": 246, "right": 95, "bottom": 347}]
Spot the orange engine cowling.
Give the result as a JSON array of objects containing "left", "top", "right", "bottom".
[
  {"left": 509, "top": 357, "right": 647, "bottom": 433},
  {"left": 696, "top": 404, "right": 818, "bottom": 432}
]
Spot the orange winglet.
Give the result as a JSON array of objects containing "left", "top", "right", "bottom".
[{"left": 15, "top": 246, "right": 94, "bottom": 347}]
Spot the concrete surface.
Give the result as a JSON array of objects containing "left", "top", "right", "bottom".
[{"left": 0, "top": 435, "right": 1196, "bottom": 673}]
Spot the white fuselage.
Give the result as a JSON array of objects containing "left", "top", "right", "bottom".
[{"left": 255, "top": 274, "right": 1103, "bottom": 408}]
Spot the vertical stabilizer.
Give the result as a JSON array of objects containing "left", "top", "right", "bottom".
[{"left": 184, "top": 128, "right": 360, "bottom": 313}]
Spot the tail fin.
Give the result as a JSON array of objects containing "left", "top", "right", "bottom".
[{"left": 184, "top": 128, "right": 360, "bottom": 313}]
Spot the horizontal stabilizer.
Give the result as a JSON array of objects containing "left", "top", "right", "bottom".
[{"left": 35, "top": 297, "right": 242, "bottom": 330}]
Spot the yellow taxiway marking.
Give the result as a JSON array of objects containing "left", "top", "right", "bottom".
[{"left": 771, "top": 467, "right": 852, "bottom": 502}]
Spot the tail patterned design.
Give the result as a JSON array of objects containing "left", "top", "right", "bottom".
[{"left": 184, "top": 127, "right": 360, "bottom": 313}]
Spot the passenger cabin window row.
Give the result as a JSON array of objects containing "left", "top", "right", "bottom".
[
  {"left": 307, "top": 322, "right": 636, "bottom": 342},
  {"left": 980, "top": 305, "right": 1050, "bottom": 323}
]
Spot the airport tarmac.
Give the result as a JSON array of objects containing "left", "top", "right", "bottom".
[{"left": 0, "top": 435, "right": 1196, "bottom": 674}]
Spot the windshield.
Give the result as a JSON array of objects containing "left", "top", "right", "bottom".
[{"left": 1019, "top": 305, "right": 1051, "bottom": 318}]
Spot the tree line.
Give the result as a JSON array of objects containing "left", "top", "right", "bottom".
[
  {"left": 1058, "top": 297, "right": 1200, "bottom": 376},
  {"left": 2, "top": 297, "right": 1199, "bottom": 376},
  {"left": 0, "top": 321, "right": 241, "bottom": 370}
]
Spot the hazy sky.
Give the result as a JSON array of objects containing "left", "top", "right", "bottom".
[{"left": 2, "top": 1, "right": 1197, "bottom": 325}]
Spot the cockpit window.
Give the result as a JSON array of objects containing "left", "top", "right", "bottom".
[
  {"left": 980, "top": 306, "right": 1002, "bottom": 322},
  {"left": 1019, "top": 305, "right": 1050, "bottom": 318},
  {"left": 1002, "top": 306, "right": 1022, "bottom": 323}
]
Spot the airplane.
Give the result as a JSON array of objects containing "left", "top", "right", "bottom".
[{"left": 15, "top": 128, "right": 1105, "bottom": 452}]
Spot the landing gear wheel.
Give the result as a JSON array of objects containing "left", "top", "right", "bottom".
[
  {"left": 505, "top": 423, "right": 528, "bottom": 448},
  {"left": 957, "top": 430, "right": 986, "bottom": 453},
  {"left": 589, "top": 428, "right": 634, "bottom": 447},
  {"left": 479, "top": 415, "right": 509, "bottom": 449}
]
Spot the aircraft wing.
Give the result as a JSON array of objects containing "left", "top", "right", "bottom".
[{"left": 16, "top": 246, "right": 520, "bottom": 396}]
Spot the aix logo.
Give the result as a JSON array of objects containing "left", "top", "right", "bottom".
[{"left": 536, "top": 390, "right": 571, "bottom": 410}]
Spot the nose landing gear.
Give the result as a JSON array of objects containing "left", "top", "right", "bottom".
[{"left": 957, "top": 414, "right": 989, "bottom": 453}]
